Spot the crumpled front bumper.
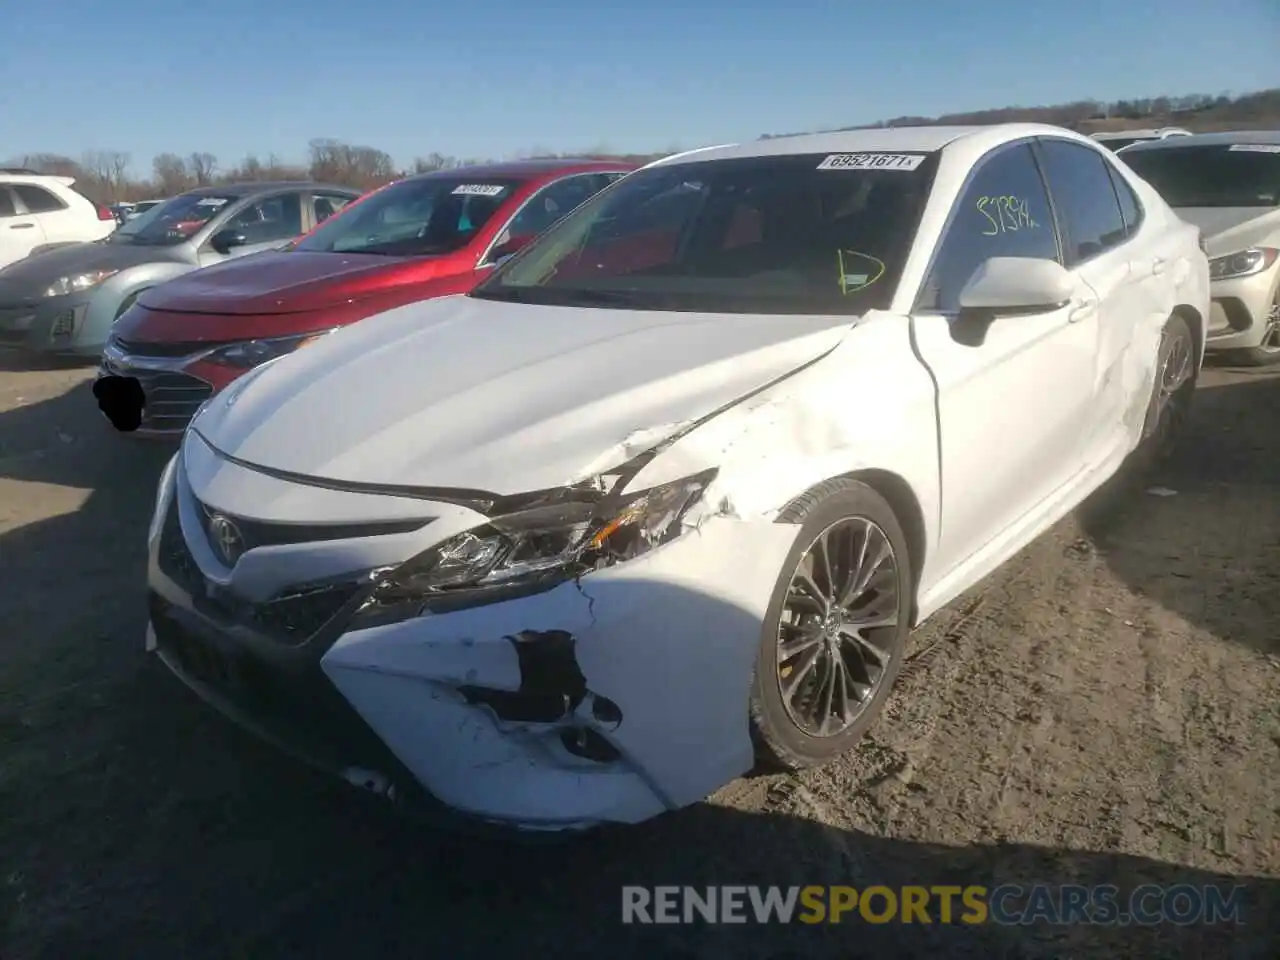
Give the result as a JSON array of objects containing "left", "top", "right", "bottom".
[{"left": 149, "top": 444, "right": 800, "bottom": 831}]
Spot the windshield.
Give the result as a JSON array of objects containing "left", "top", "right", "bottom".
[
  {"left": 294, "top": 176, "right": 521, "bottom": 256},
  {"left": 1123, "top": 144, "right": 1280, "bottom": 208},
  {"left": 110, "top": 193, "right": 239, "bottom": 245},
  {"left": 471, "top": 152, "right": 937, "bottom": 314}
]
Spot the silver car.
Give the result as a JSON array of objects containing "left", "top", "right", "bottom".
[
  {"left": 1121, "top": 131, "right": 1280, "bottom": 365},
  {"left": 0, "top": 182, "right": 358, "bottom": 357}
]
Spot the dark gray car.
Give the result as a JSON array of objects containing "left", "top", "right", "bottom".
[{"left": 0, "top": 181, "right": 358, "bottom": 357}]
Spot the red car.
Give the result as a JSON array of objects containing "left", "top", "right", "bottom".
[{"left": 96, "top": 158, "right": 635, "bottom": 437}]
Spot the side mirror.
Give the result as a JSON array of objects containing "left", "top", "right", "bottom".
[
  {"left": 209, "top": 228, "right": 248, "bottom": 254},
  {"left": 485, "top": 232, "right": 533, "bottom": 267},
  {"left": 951, "top": 256, "right": 1074, "bottom": 347}
]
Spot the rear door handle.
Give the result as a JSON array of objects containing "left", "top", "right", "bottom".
[
  {"left": 1151, "top": 257, "right": 1168, "bottom": 275},
  {"left": 1068, "top": 296, "right": 1098, "bottom": 323},
  {"left": 9, "top": 222, "right": 35, "bottom": 230}
]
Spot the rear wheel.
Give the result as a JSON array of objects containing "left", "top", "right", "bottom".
[
  {"left": 749, "top": 478, "right": 912, "bottom": 771},
  {"left": 1138, "top": 312, "right": 1197, "bottom": 465},
  {"left": 1225, "top": 291, "right": 1280, "bottom": 367}
]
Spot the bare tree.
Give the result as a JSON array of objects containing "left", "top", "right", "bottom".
[
  {"left": 188, "top": 152, "right": 217, "bottom": 186},
  {"left": 411, "top": 152, "right": 458, "bottom": 173},
  {"left": 308, "top": 138, "right": 397, "bottom": 189},
  {"left": 152, "top": 153, "right": 191, "bottom": 196}
]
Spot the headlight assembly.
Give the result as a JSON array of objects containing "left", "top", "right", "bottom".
[
  {"left": 44, "top": 269, "right": 118, "bottom": 297},
  {"left": 203, "top": 329, "right": 336, "bottom": 369},
  {"left": 355, "top": 468, "right": 718, "bottom": 625},
  {"left": 1208, "top": 247, "right": 1278, "bottom": 281}
]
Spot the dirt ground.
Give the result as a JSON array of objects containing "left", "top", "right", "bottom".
[{"left": 0, "top": 355, "right": 1276, "bottom": 959}]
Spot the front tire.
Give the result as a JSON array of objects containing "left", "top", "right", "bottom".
[{"left": 749, "top": 478, "right": 912, "bottom": 771}]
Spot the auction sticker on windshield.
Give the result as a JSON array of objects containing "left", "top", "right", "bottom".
[
  {"left": 452, "top": 184, "right": 507, "bottom": 196},
  {"left": 1228, "top": 144, "right": 1280, "bottom": 154},
  {"left": 197, "top": 197, "right": 229, "bottom": 206},
  {"left": 817, "top": 153, "right": 926, "bottom": 171}
]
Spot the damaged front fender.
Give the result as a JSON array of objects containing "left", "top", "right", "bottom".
[{"left": 319, "top": 516, "right": 800, "bottom": 830}]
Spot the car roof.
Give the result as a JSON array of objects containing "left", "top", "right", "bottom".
[
  {"left": 0, "top": 169, "right": 76, "bottom": 185},
  {"left": 644, "top": 123, "right": 1097, "bottom": 167},
  {"left": 401, "top": 158, "right": 635, "bottom": 185},
  {"left": 181, "top": 181, "right": 358, "bottom": 199},
  {"left": 1119, "top": 129, "right": 1280, "bottom": 153}
]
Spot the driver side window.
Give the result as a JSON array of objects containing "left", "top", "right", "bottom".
[{"left": 918, "top": 143, "right": 1058, "bottom": 313}]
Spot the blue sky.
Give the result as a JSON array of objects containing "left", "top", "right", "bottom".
[{"left": 3, "top": 0, "right": 1276, "bottom": 176}]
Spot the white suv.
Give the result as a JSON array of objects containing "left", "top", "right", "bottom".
[{"left": 0, "top": 169, "right": 117, "bottom": 271}]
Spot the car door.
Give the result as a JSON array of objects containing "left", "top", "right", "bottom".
[
  {"left": 197, "top": 191, "right": 306, "bottom": 266},
  {"left": 1034, "top": 137, "right": 1169, "bottom": 464},
  {"left": 477, "top": 173, "right": 610, "bottom": 269},
  {"left": 910, "top": 141, "right": 1098, "bottom": 579},
  {"left": 12, "top": 183, "right": 77, "bottom": 246},
  {"left": 0, "top": 186, "right": 46, "bottom": 267}
]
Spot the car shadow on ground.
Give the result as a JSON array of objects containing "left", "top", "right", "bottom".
[
  {"left": 1, "top": 373, "right": 1277, "bottom": 959},
  {"left": 1077, "top": 368, "right": 1280, "bottom": 658}
]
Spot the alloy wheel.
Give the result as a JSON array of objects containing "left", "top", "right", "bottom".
[{"left": 776, "top": 516, "right": 901, "bottom": 738}]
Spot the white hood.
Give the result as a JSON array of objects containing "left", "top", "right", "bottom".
[
  {"left": 1174, "top": 206, "right": 1280, "bottom": 256},
  {"left": 193, "top": 294, "right": 853, "bottom": 495}
]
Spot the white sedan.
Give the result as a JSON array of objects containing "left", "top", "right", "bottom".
[{"left": 146, "top": 123, "right": 1209, "bottom": 833}]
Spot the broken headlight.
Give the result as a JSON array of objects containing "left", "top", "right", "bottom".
[{"left": 355, "top": 468, "right": 717, "bottom": 623}]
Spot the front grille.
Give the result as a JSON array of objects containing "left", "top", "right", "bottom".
[
  {"left": 133, "top": 370, "right": 213, "bottom": 432},
  {"left": 114, "top": 337, "right": 233, "bottom": 358},
  {"left": 157, "top": 499, "right": 368, "bottom": 646},
  {"left": 193, "top": 498, "right": 430, "bottom": 551}
]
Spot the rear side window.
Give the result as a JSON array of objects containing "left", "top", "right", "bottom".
[
  {"left": 918, "top": 143, "right": 1058, "bottom": 313},
  {"left": 1107, "top": 164, "right": 1143, "bottom": 237},
  {"left": 1036, "top": 139, "right": 1128, "bottom": 266},
  {"left": 312, "top": 192, "right": 353, "bottom": 224},
  {"left": 0, "top": 188, "right": 15, "bottom": 218},
  {"left": 225, "top": 193, "right": 304, "bottom": 244},
  {"left": 13, "top": 184, "right": 67, "bottom": 214}
]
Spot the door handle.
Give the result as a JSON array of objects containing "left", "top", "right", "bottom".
[
  {"left": 1151, "top": 257, "right": 1167, "bottom": 275},
  {"left": 9, "top": 222, "right": 35, "bottom": 230},
  {"left": 1068, "top": 296, "right": 1098, "bottom": 323}
]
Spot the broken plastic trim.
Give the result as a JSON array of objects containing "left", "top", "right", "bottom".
[{"left": 352, "top": 469, "right": 718, "bottom": 627}]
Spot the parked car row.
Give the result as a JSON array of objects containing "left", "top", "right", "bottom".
[
  {"left": 94, "top": 159, "right": 632, "bottom": 434},
  {"left": 2, "top": 123, "right": 1275, "bottom": 835},
  {"left": 109, "top": 199, "right": 169, "bottom": 225}
]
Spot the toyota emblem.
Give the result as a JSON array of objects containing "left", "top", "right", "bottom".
[{"left": 207, "top": 514, "right": 245, "bottom": 566}]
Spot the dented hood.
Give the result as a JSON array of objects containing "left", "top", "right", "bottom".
[{"left": 193, "top": 294, "right": 853, "bottom": 495}]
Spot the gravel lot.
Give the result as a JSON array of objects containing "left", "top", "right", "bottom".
[{"left": 1, "top": 355, "right": 1277, "bottom": 959}]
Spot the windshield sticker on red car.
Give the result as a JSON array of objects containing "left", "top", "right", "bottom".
[
  {"left": 1228, "top": 144, "right": 1280, "bottom": 154},
  {"left": 451, "top": 184, "right": 507, "bottom": 196},
  {"left": 817, "top": 153, "right": 925, "bottom": 171},
  {"left": 196, "top": 197, "right": 228, "bottom": 207}
]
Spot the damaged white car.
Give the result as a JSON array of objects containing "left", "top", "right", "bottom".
[{"left": 147, "top": 123, "right": 1210, "bottom": 833}]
